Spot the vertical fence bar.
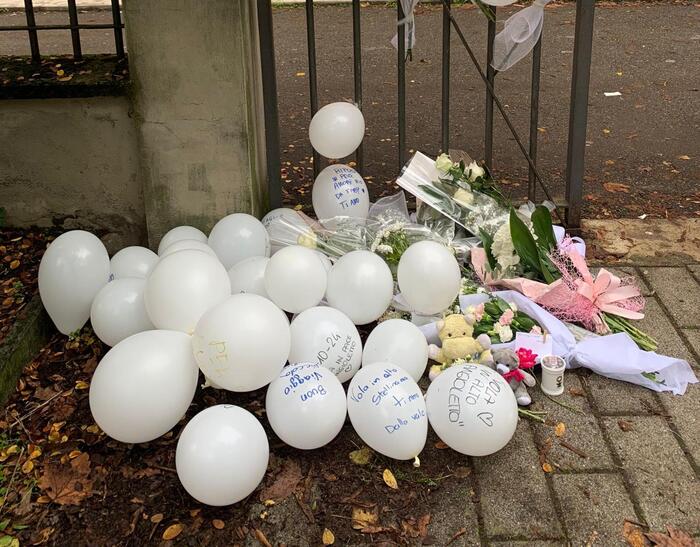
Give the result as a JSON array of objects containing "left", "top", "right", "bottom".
[
  {"left": 565, "top": 0, "right": 595, "bottom": 230},
  {"left": 528, "top": 34, "right": 542, "bottom": 202},
  {"left": 258, "top": 0, "right": 282, "bottom": 209},
  {"left": 352, "top": 0, "right": 364, "bottom": 173},
  {"left": 397, "top": 1, "right": 406, "bottom": 170},
  {"left": 440, "top": 0, "right": 451, "bottom": 153},
  {"left": 484, "top": 6, "right": 496, "bottom": 169},
  {"left": 305, "top": 0, "right": 320, "bottom": 178},
  {"left": 110, "top": 0, "right": 125, "bottom": 59},
  {"left": 24, "top": 0, "right": 40, "bottom": 63},
  {"left": 67, "top": 0, "right": 82, "bottom": 60}
]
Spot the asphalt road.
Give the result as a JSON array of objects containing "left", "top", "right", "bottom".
[{"left": 1, "top": 3, "right": 699, "bottom": 218}]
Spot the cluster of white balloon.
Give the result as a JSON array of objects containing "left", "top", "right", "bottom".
[{"left": 37, "top": 102, "right": 518, "bottom": 507}]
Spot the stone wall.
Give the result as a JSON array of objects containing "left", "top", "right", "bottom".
[{"left": 0, "top": 96, "right": 146, "bottom": 250}]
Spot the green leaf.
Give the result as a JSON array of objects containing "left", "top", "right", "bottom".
[
  {"left": 479, "top": 228, "right": 497, "bottom": 271},
  {"left": 531, "top": 206, "right": 557, "bottom": 252},
  {"left": 0, "top": 521, "right": 8, "bottom": 533},
  {"left": 509, "top": 208, "right": 542, "bottom": 278}
]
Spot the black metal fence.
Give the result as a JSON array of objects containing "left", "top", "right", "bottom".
[
  {"left": 0, "top": 0, "right": 125, "bottom": 62},
  {"left": 257, "top": 0, "right": 596, "bottom": 230}
]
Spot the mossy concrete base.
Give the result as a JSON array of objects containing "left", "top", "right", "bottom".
[{"left": 0, "top": 295, "right": 54, "bottom": 405}]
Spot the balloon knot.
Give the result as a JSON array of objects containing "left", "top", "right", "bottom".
[{"left": 413, "top": 455, "right": 421, "bottom": 468}]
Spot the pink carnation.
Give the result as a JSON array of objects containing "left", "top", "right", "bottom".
[
  {"left": 499, "top": 309, "right": 514, "bottom": 326},
  {"left": 474, "top": 303, "right": 485, "bottom": 322}
]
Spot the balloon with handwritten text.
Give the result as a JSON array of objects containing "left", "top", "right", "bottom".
[
  {"left": 347, "top": 363, "right": 428, "bottom": 461},
  {"left": 312, "top": 164, "right": 369, "bottom": 222},
  {"left": 288, "top": 306, "right": 362, "bottom": 382},
  {"left": 266, "top": 363, "right": 347, "bottom": 449},
  {"left": 425, "top": 364, "right": 518, "bottom": 456}
]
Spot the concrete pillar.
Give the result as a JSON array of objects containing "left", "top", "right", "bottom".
[{"left": 123, "top": 0, "right": 268, "bottom": 247}]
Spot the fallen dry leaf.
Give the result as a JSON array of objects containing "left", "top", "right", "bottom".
[
  {"left": 254, "top": 528, "right": 273, "bottom": 547},
  {"left": 568, "top": 387, "right": 585, "bottom": 397},
  {"left": 542, "top": 462, "right": 553, "bottom": 473},
  {"left": 150, "top": 513, "right": 163, "bottom": 524},
  {"left": 38, "top": 452, "right": 93, "bottom": 506},
  {"left": 646, "top": 525, "right": 697, "bottom": 547},
  {"left": 212, "top": 519, "right": 224, "bottom": 530},
  {"left": 618, "top": 419, "right": 634, "bottom": 432},
  {"left": 603, "top": 182, "right": 630, "bottom": 193},
  {"left": 677, "top": 155, "right": 690, "bottom": 161},
  {"left": 349, "top": 446, "right": 373, "bottom": 465},
  {"left": 402, "top": 514, "right": 431, "bottom": 538},
  {"left": 382, "top": 468, "right": 398, "bottom": 490},
  {"left": 434, "top": 440, "right": 449, "bottom": 449},
  {"left": 322, "top": 527, "right": 335, "bottom": 545},
  {"left": 352, "top": 506, "right": 379, "bottom": 530},
  {"left": 454, "top": 466, "right": 471, "bottom": 479},
  {"left": 162, "top": 523, "right": 183, "bottom": 540},
  {"left": 623, "top": 520, "right": 647, "bottom": 547},
  {"left": 258, "top": 459, "right": 303, "bottom": 502},
  {"left": 555, "top": 422, "right": 566, "bottom": 437}
]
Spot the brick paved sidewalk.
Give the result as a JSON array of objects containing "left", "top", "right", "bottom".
[{"left": 431, "top": 264, "right": 700, "bottom": 545}]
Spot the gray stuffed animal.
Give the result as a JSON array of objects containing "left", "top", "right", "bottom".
[{"left": 492, "top": 348, "right": 536, "bottom": 406}]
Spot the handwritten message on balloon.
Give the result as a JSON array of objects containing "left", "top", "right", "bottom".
[
  {"left": 347, "top": 364, "right": 428, "bottom": 460},
  {"left": 279, "top": 363, "right": 329, "bottom": 403}
]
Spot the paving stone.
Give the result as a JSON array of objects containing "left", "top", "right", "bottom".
[
  {"left": 634, "top": 299, "right": 695, "bottom": 365},
  {"left": 425, "top": 472, "right": 480, "bottom": 546},
  {"left": 584, "top": 370, "right": 663, "bottom": 416},
  {"left": 604, "top": 416, "right": 700, "bottom": 532},
  {"left": 657, "top": 382, "right": 700, "bottom": 468},
  {"left": 552, "top": 473, "right": 637, "bottom": 546},
  {"left": 490, "top": 542, "right": 566, "bottom": 546},
  {"left": 688, "top": 264, "right": 700, "bottom": 282},
  {"left": 530, "top": 374, "right": 614, "bottom": 471},
  {"left": 642, "top": 267, "right": 700, "bottom": 328},
  {"left": 475, "top": 420, "right": 563, "bottom": 540},
  {"left": 681, "top": 329, "right": 700, "bottom": 366}
]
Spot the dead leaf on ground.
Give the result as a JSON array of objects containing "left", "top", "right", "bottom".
[
  {"left": 382, "top": 468, "right": 398, "bottom": 490},
  {"left": 37, "top": 452, "right": 93, "bottom": 506},
  {"left": 162, "top": 523, "right": 183, "bottom": 540},
  {"left": 453, "top": 466, "right": 471, "bottom": 479},
  {"left": 623, "top": 520, "right": 648, "bottom": 547},
  {"left": 212, "top": 519, "right": 224, "bottom": 530},
  {"left": 677, "top": 155, "right": 691, "bottom": 161},
  {"left": 402, "top": 514, "right": 431, "bottom": 538},
  {"left": 646, "top": 525, "right": 697, "bottom": 547},
  {"left": 352, "top": 506, "right": 379, "bottom": 530},
  {"left": 258, "top": 459, "right": 303, "bottom": 502},
  {"left": 349, "top": 446, "right": 373, "bottom": 465},
  {"left": 618, "top": 419, "right": 634, "bottom": 432},
  {"left": 434, "top": 440, "right": 449, "bottom": 449},
  {"left": 254, "top": 528, "right": 273, "bottom": 547},
  {"left": 568, "top": 387, "right": 585, "bottom": 397},
  {"left": 322, "top": 527, "right": 335, "bottom": 545},
  {"left": 604, "top": 182, "right": 630, "bottom": 193},
  {"left": 542, "top": 462, "right": 553, "bottom": 473},
  {"left": 150, "top": 513, "right": 163, "bottom": 524},
  {"left": 555, "top": 422, "right": 566, "bottom": 437}
]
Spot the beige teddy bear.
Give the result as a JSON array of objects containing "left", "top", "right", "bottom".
[{"left": 428, "top": 314, "right": 493, "bottom": 380}]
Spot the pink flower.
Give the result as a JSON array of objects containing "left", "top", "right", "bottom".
[
  {"left": 474, "top": 303, "right": 485, "bottom": 322},
  {"left": 498, "top": 309, "right": 514, "bottom": 326},
  {"left": 530, "top": 325, "right": 542, "bottom": 335}
]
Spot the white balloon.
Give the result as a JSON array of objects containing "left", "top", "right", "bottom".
[
  {"left": 145, "top": 250, "right": 230, "bottom": 333},
  {"left": 193, "top": 293, "right": 291, "bottom": 392},
  {"left": 326, "top": 250, "right": 393, "bottom": 325},
  {"left": 481, "top": 0, "right": 517, "bottom": 5},
  {"left": 262, "top": 208, "right": 313, "bottom": 254},
  {"left": 425, "top": 364, "right": 518, "bottom": 456},
  {"left": 109, "top": 246, "right": 158, "bottom": 279},
  {"left": 89, "top": 330, "right": 199, "bottom": 443},
  {"left": 309, "top": 102, "right": 365, "bottom": 159},
  {"left": 90, "top": 278, "right": 154, "bottom": 347},
  {"left": 316, "top": 251, "right": 333, "bottom": 273},
  {"left": 347, "top": 363, "right": 427, "bottom": 460},
  {"left": 228, "top": 256, "right": 270, "bottom": 298},
  {"left": 208, "top": 213, "right": 270, "bottom": 270},
  {"left": 157, "top": 225, "right": 207, "bottom": 255},
  {"left": 266, "top": 363, "right": 347, "bottom": 449},
  {"left": 312, "top": 164, "right": 369, "bottom": 222},
  {"left": 176, "top": 405, "right": 269, "bottom": 506},
  {"left": 159, "top": 239, "right": 217, "bottom": 259},
  {"left": 264, "top": 245, "right": 327, "bottom": 314},
  {"left": 397, "top": 241, "right": 461, "bottom": 315},
  {"left": 289, "top": 306, "right": 362, "bottom": 382},
  {"left": 362, "top": 319, "right": 429, "bottom": 382},
  {"left": 38, "top": 230, "right": 110, "bottom": 335}
]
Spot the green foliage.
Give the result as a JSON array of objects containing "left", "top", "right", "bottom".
[
  {"left": 479, "top": 228, "right": 497, "bottom": 271},
  {"left": 530, "top": 205, "right": 557, "bottom": 251}
]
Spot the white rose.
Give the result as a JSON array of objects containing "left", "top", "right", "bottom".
[
  {"left": 495, "top": 323, "right": 513, "bottom": 343},
  {"left": 297, "top": 231, "right": 317, "bottom": 249},
  {"left": 453, "top": 188, "right": 474, "bottom": 207},
  {"left": 435, "top": 153, "right": 455, "bottom": 174},
  {"left": 467, "top": 161, "right": 486, "bottom": 181}
]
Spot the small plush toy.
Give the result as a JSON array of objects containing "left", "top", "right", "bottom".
[
  {"left": 428, "top": 314, "right": 493, "bottom": 380},
  {"left": 492, "top": 348, "right": 537, "bottom": 406}
]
